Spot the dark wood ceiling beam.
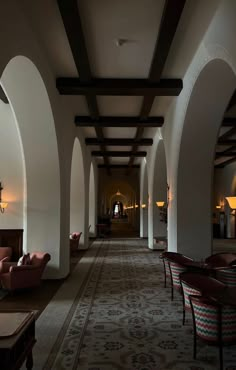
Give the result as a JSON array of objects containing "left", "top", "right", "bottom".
[
  {"left": 98, "top": 164, "right": 140, "bottom": 169},
  {"left": 222, "top": 117, "right": 236, "bottom": 126},
  {"left": 218, "top": 139, "right": 236, "bottom": 145},
  {"left": 226, "top": 90, "right": 236, "bottom": 112},
  {"left": 57, "top": 0, "right": 110, "bottom": 172},
  {"left": 56, "top": 78, "right": 183, "bottom": 96},
  {"left": 75, "top": 116, "right": 164, "bottom": 127},
  {"left": 128, "top": 0, "right": 186, "bottom": 170},
  {"left": 85, "top": 138, "right": 153, "bottom": 146},
  {"left": 218, "top": 127, "right": 236, "bottom": 141},
  {"left": 92, "top": 151, "right": 146, "bottom": 157},
  {"left": 215, "top": 157, "right": 236, "bottom": 168},
  {"left": 216, "top": 152, "right": 236, "bottom": 157}
]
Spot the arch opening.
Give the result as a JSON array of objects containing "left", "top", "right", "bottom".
[
  {"left": 1, "top": 55, "right": 61, "bottom": 278},
  {"left": 177, "top": 59, "right": 236, "bottom": 259}
]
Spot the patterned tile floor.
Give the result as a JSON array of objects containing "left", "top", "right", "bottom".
[{"left": 35, "top": 239, "right": 236, "bottom": 370}]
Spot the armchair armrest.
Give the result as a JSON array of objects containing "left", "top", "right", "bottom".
[
  {"left": 0, "top": 261, "right": 17, "bottom": 274},
  {"left": 9, "top": 264, "right": 38, "bottom": 273}
]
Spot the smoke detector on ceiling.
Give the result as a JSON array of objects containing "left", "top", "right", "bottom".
[{"left": 115, "top": 38, "right": 129, "bottom": 47}]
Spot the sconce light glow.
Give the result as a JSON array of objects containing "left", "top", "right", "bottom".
[
  {"left": 156, "top": 201, "right": 165, "bottom": 207},
  {"left": 225, "top": 196, "right": 236, "bottom": 210},
  {"left": 141, "top": 204, "right": 146, "bottom": 209},
  {"left": 0, "top": 182, "right": 8, "bottom": 213}
]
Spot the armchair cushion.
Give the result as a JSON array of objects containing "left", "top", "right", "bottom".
[{"left": 17, "top": 253, "right": 31, "bottom": 266}]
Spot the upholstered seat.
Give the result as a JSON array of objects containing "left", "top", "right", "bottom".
[
  {"left": 69, "top": 232, "right": 82, "bottom": 255},
  {"left": 0, "top": 252, "right": 51, "bottom": 291},
  {"left": 189, "top": 295, "right": 236, "bottom": 370}
]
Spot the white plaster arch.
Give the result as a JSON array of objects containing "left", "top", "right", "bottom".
[
  {"left": 70, "top": 137, "right": 86, "bottom": 249},
  {"left": 164, "top": 39, "right": 236, "bottom": 255},
  {"left": 1, "top": 55, "right": 61, "bottom": 278},
  {"left": 177, "top": 58, "right": 236, "bottom": 259},
  {"left": 140, "top": 159, "right": 148, "bottom": 238},
  {"left": 148, "top": 140, "right": 167, "bottom": 249},
  {"left": 89, "top": 162, "right": 96, "bottom": 237}
]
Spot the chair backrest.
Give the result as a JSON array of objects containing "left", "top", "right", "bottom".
[
  {"left": 169, "top": 261, "right": 187, "bottom": 289},
  {"left": 0, "top": 247, "right": 12, "bottom": 261},
  {"left": 205, "top": 253, "right": 236, "bottom": 267},
  {"left": 190, "top": 295, "right": 220, "bottom": 342},
  {"left": 190, "top": 295, "right": 236, "bottom": 344},
  {"left": 30, "top": 252, "right": 51, "bottom": 272},
  {"left": 215, "top": 267, "right": 236, "bottom": 287},
  {"left": 181, "top": 280, "right": 202, "bottom": 310}
]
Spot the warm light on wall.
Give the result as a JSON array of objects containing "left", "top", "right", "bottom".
[
  {"left": 135, "top": 204, "right": 139, "bottom": 208},
  {"left": 156, "top": 201, "right": 165, "bottom": 207},
  {"left": 216, "top": 205, "right": 221, "bottom": 209},
  {"left": 225, "top": 196, "right": 236, "bottom": 210},
  {"left": 0, "top": 182, "right": 8, "bottom": 213},
  {"left": 141, "top": 204, "right": 146, "bottom": 209}
]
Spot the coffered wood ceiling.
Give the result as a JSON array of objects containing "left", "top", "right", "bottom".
[
  {"left": 1, "top": 1, "right": 236, "bottom": 170},
  {"left": 56, "top": 0, "right": 185, "bottom": 173}
]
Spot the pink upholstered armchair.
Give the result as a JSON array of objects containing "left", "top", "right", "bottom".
[
  {"left": 0, "top": 247, "right": 12, "bottom": 262},
  {"left": 0, "top": 252, "right": 51, "bottom": 291}
]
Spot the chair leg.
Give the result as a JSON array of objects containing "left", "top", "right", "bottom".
[
  {"left": 219, "top": 345, "right": 223, "bottom": 370},
  {"left": 183, "top": 308, "right": 185, "bottom": 325},
  {"left": 171, "top": 285, "right": 174, "bottom": 301},
  {"left": 193, "top": 332, "right": 197, "bottom": 359}
]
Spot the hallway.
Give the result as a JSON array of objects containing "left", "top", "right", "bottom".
[{"left": 32, "top": 239, "right": 236, "bottom": 370}]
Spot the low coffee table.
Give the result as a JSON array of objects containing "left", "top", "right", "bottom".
[{"left": 0, "top": 310, "right": 37, "bottom": 370}]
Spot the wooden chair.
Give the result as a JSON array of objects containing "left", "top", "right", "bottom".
[{"left": 189, "top": 295, "right": 236, "bottom": 370}]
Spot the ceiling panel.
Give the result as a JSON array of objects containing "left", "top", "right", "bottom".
[
  {"left": 97, "top": 96, "right": 143, "bottom": 116},
  {"left": 103, "top": 127, "right": 136, "bottom": 138},
  {"left": 78, "top": 0, "right": 165, "bottom": 78}
]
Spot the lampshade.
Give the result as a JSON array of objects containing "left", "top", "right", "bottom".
[
  {"left": 156, "top": 201, "right": 165, "bottom": 207},
  {"left": 225, "top": 196, "right": 236, "bottom": 209}
]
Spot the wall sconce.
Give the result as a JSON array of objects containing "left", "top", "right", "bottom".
[
  {"left": 0, "top": 182, "right": 8, "bottom": 213},
  {"left": 156, "top": 201, "right": 165, "bottom": 207},
  {"left": 155, "top": 184, "right": 169, "bottom": 223},
  {"left": 225, "top": 196, "right": 236, "bottom": 210}
]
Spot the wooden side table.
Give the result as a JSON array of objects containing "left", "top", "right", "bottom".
[{"left": 0, "top": 310, "right": 37, "bottom": 370}]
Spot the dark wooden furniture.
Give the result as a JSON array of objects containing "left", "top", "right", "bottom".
[
  {"left": 0, "top": 310, "right": 37, "bottom": 370},
  {"left": 0, "top": 229, "right": 23, "bottom": 261}
]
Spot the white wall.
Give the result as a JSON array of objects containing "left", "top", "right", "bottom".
[
  {"left": 70, "top": 138, "right": 86, "bottom": 248},
  {"left": 89, "top": 162, "right": 97, "bottom": 237},
  {"left": 0, "top": 101, "right": 24, "bottom": 229}
]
